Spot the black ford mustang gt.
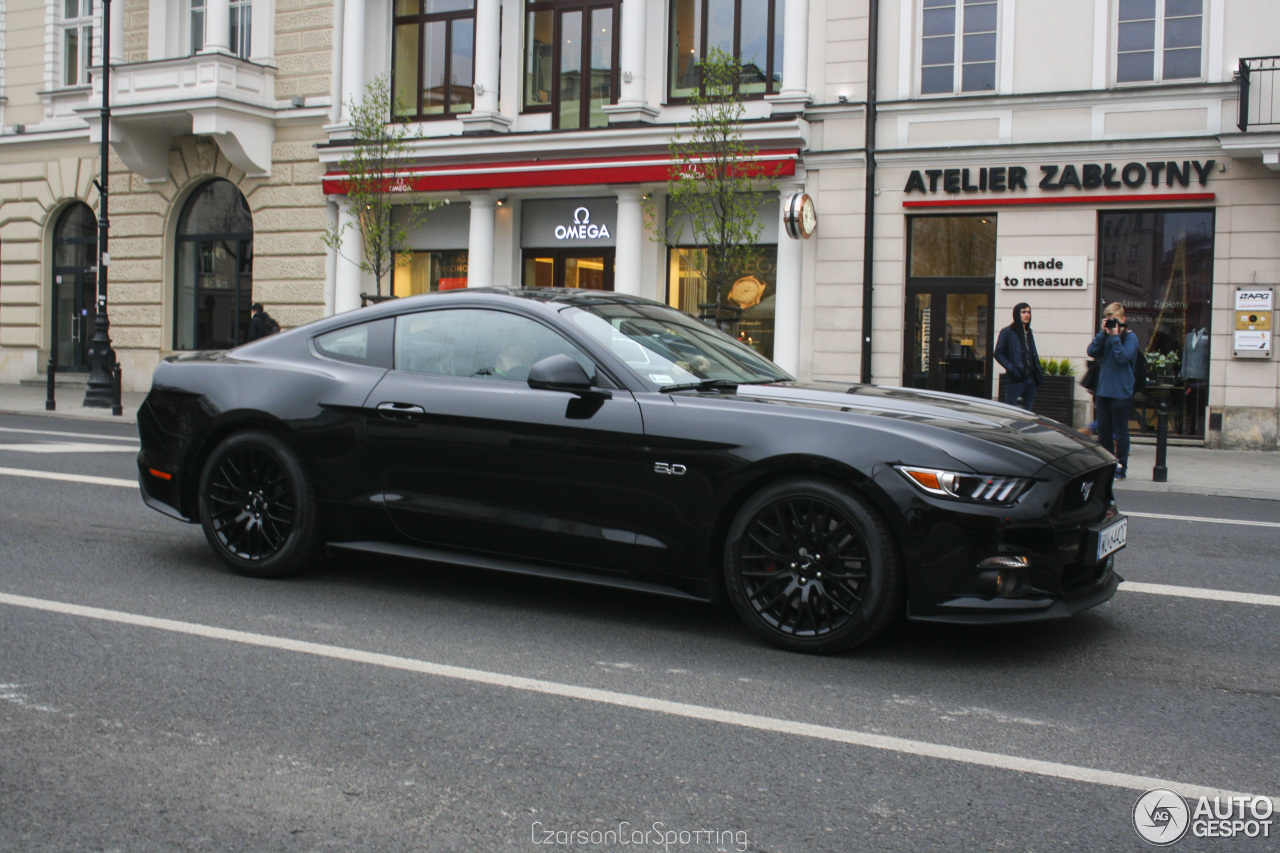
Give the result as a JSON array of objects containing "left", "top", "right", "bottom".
[{"left": 137, "top": 288, "right": 1124, "bottom": 653}]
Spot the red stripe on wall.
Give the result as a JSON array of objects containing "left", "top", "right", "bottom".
[
  {"left": 902, "top": 192, "right": 1216, "bottom": 208},
  {"left": 322, "top": 151, "right": 799, "bottom": 195}
]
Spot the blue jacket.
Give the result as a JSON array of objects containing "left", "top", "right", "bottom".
[
  {"left": 1087, "top": 329, "right": 1140, "bottom": 399},
  {"left": 994, "top": 324, "right": 1043, "bottom": 385}
]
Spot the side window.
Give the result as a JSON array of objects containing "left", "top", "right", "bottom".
[
  {"left": 394, "top": 309, "right": 598, "bottom": 383},
  {"left": 313, "top": 317, "right": 394, "bottom": 367}
]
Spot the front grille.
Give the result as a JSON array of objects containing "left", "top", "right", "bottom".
[{"left": 1059, "top": 466, "right": 1114, "bottom": 514}]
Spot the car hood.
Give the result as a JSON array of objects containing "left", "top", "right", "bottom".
[{"left": 676, "top": 380, "right": 1106, "bottom": 473}]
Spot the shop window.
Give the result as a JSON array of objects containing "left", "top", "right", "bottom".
[
  {"left": 524, "top": 1, "right": 618, "bottom": 129},
  {"left": 667, "top": 246, "right": 776, "bottom": 360},
  {"left": 392, "top": 250, "right": 470, "bottom": 294},
  {"left": 190, "top": 0, "right": 253, "bottom": 59},
  {"left": 1116, "top": 0, "right": 1203, "bottom": 84},
  {"left": 1098, "top": 209, "right": 1214, "bottom": 438},
  {"left": 393, "top": 0, "right": 476, "bottom": 119},
  {"left": 920, "top": 0, "right": 998, "bottom": 96},
  {"left": 908, "top": 215, "right": 997, "bottom": 277},
  {"left": 174, "top": 180, "right": 254, "bottom": 350},
  {"left": 62, "top": 0, "right": 94, "bottom": 87},
  {"left": 668, "top": 0, "right": 784, "bottom": 101}
]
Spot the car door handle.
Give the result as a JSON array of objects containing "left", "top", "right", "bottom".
[{"left": 376, "top": 402, "right": 425, "bottom": 420}]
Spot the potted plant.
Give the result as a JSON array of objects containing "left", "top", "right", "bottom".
[{"left": 997, "top": 359, "right": 1076, "bottom": 426}]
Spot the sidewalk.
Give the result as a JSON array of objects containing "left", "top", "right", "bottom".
[{"left": 1, "top": 381, "right": 1278, "bottom": 500}]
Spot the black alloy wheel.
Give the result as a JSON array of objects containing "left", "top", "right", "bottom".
[
  {"left": 197, "top": 430, "right": 319, "bottom": 578},
  {"left": 724, "top": 479, "right": 903, "bottom": 654}
]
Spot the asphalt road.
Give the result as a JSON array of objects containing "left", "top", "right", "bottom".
[{"left": 0, "top": 412, "right": 1276, "bottom": 852}]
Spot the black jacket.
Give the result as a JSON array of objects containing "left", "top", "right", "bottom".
[
  {"left": 247, "top": 311, "right": 272, "bottom": 342},
  {"left": 994, "top": 303, "right": 1043, "bottom": 385}
]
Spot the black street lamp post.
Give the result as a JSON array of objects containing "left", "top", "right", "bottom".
[{"left": 83, "top": 0, "right": 121, "bottom": 414}]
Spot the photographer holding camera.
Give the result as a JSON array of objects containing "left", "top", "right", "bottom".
[{"left": 1087, "top": 302, "right": 1141, "bottom": 479}]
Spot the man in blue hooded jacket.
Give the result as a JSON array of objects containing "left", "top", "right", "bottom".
[
  {"left": 994, "top": 302, "right": 1043, "bottom": 410},
  {"left": 1087, "top": 302, "right": 1141, "bottom": 479}
]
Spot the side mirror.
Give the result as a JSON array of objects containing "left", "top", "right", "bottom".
[{"left": 527, "top": 354, "right": 611, "bottom": 399}]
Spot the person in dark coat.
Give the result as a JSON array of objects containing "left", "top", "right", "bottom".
[
  {"left": 247, "top": 302, "right": 272, "bottom": 342},
  {"left": 1087, "top": 301, "right": 1140, "bottom": 479},
  {"left": 994, "top": 302, "right": 1044, "bottom": 410}
]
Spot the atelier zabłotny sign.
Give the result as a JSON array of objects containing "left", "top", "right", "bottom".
[{"left": 903, "top": 160, "right": 1216, "bottom": 195}]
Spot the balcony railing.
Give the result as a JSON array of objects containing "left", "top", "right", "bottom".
[{"left": 1237, "top": 56, "right": 1280, "bottom": 132}]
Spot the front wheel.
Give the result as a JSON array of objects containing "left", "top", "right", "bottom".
[
  {"left": 724, "top": 479, "right": 903, "bottom": 654},
  {"left": 197, "top": 430, "right": 319, "bottom": 578}
]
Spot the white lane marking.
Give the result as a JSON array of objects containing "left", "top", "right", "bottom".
[
  {"left": 1120, "top": 582, "right": 1280, "bottom": 607},
  {"left": 0, "top": 442, "right": 138, "bottom": 454},
  {"left": 0, "top": 591, "right": 1261, "bottom": 802},
  {"left": 0, "top": 426, "right": 136, "bottom": 442},
  {"left": 0, "top": 467, "right": 136, "bottom": 488},
  {"left": 1126, "top": 511, "right": 1280, "bottom": 529}
]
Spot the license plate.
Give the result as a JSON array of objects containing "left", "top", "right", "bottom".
[{"left": 1095, "top": 517, "right": 1128, "bottom": 562}]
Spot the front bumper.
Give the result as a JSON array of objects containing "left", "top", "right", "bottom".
[
  {"left": 873, "top": 458, "right": 1125, "bottom": 624},
  {"left": 908, "top": 558, "right": 1121, "bottom": 624}
]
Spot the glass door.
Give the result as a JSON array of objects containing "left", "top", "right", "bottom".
[
  {"left": 522, "top": 249, "right": 614, "bottom": 290},
  {"left": 51, "top": 204, "right": 98, "bottom": 370},
  {"left": 905, "top": 284, "right": 992, "bottom": 398}
]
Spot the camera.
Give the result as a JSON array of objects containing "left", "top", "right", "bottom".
[{"left": 1104, "top": 318, "right": 1119, "bottom": 329}]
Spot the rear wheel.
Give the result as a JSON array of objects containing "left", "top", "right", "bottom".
[
  {"left": 724, "top": 479, "right": 903, "bottom": 654},
  {"left": 197, "top": 430, "right": 319, "bottom": 578}
]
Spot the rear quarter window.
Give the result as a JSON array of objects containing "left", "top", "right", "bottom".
[{"left": 313, "top": 317, "right": 393, "bottom": 367}]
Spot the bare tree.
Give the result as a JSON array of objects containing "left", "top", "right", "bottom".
[
  {"left": 652, "top": 47, "right": 773, "bottom": 331},
  {"left": 324, "top": 74, "right": 435, "bottom": 301}
]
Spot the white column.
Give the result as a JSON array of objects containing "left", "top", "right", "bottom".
[
  {"left": 108, "top": 0, "right": 125, "bottom": 65},
  {"left": 324, "top": 202, "right": 339, "bottom": 316},
  {"left": 467, "top": 194, "right": 497, "bottom": 288},
  {"left": 334, "top": 200, "right": 365, "bottom": 314},
  {"left": 604, "top": 0, "right": 657, "bottom": 123},
  {"left": 201, "top": 0, "right": 232, "bottom": 54},
  {"left": 768, "top": 0, "right": 810, "bottom": 114},
  {"left": 618, "top": 0, "right": 646, "bottom": 105},
  {"left": 773, "top": 186, "right": 804, "bottom": 375},
  {"left": 459, "top": 0, "right": 512, "bottom": 132},
  {"left": 340, "top": 0, "right": 368, "bottom": 122},
  {"left": 614, "top": 189, "right": 644, "bottom": 296},
  {"left": 474, "top": 0, "right": 501, "bottom": 113}
]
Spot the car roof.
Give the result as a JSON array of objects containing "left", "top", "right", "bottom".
[{"left": 338, "top": 287, "right": 668, "bottom": 322}]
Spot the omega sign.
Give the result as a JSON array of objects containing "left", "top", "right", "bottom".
[
  {"left": 555, "top": 207, "right": 611, "bottom": 241},
  {"left": 904, "top": 160, "right": 1216, "bottom": 195}
]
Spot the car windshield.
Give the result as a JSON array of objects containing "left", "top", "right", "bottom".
[{"left": 568, "top": 302, "right": 792, "bottom": 389}]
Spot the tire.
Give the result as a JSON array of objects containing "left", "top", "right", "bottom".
[
  {"left": 197, "top": 430, "right": 320, "bottom": 578},
  {"left": 723, "top": 478, "right": 903, "bottom": 654}
]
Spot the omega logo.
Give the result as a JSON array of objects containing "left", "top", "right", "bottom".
[{"left": 555, "top": 207, "right": 612, "bottom": 241}]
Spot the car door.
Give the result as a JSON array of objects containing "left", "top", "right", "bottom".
[{"left": 363, "top": 306, "right": 647, "bottom": 574}]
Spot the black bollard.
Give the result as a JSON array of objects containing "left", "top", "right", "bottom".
[
  {"left": 111, "top": 365, "right": 123, "bottom": 417},
  {"left": 45, "top": 359, "right": 57, "bottom": 411},
  {"left": 1153, "top": 396, "right": 1169, "bottom": 482}
]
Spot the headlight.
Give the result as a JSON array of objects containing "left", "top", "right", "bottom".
[{"left": 895, "top": 466, "right": 1033, "bottom": 505}]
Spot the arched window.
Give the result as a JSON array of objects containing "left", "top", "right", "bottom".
[
  {"left": 175, "top": 180, "right": 254, "bottom": 350},
  {"left": 52, "top": 203, "right": 98, "bottom": 370}
]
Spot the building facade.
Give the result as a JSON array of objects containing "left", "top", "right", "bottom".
[{"left": 1, "top": 1, "right": 1277, "bottom": 449}]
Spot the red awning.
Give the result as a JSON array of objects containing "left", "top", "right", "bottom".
[{"left": 322, "top": 149, "right": 799, "bottom": 195}]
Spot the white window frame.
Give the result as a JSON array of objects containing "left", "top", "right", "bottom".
[
  {"left": 1113, "top": 0, "right": 1206, "bottom": 86},
  {"left": 61, "top": 0, "right": 95, "bottom": 88},
  {"left": 918, "top": 0, "right": 1000, "bottom": 97}
]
